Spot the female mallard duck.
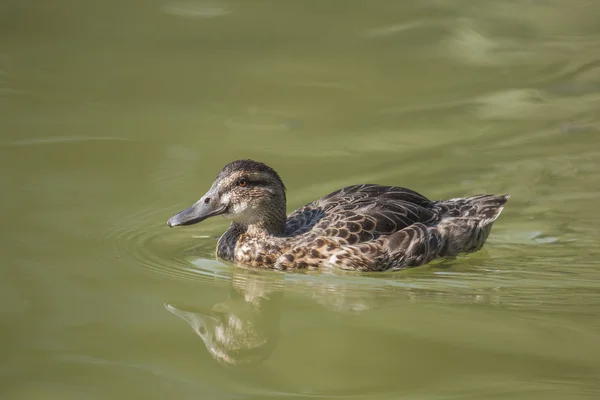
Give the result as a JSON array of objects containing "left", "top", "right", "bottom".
[{"left": 167, "top": 160, "right": 509, "bottom": 271}]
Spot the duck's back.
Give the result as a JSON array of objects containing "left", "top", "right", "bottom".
[
  {"left": 276, "top": 184, "right": 508, "bottom": 271},
  {"left": 284, "top": 184, "right": 440, "bottom": 243}
]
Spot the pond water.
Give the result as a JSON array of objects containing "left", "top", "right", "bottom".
[{"left": 2, "top": 0, "right": 600, "bottom": 399}]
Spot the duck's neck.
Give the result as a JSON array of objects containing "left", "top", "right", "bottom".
[
  {"left": 235, "top": 216, "right": 286, "bottom": 238},
  {"left": 217, "top": 216, "right": 286, "bottom": 261},
  {"left": 256, "top": 216, "right": 288, "bottom": 236},
  {"left": 241, "top": 201, "right": 288, "bottom": 238}
]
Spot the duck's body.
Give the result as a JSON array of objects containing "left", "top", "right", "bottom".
[{"left": 168, "top": 160, "right": 509, "bottom": 271}]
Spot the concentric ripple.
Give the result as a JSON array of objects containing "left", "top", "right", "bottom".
[{"left": 106, "top": 202, "right": 233, "bottom": 285}]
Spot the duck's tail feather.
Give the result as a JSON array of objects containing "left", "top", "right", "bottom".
[
  {"left": 382, "top": 194, "right": 510, "bottom": 270},
  {"left": 467, "top": 194, "right": 510, "bottom": 222},
  {"left": 433, "top": 193, "right": 510, "bottom": 256},
  {"left": 384, "top": 223, "right": 442, "bottom": 270},
  {"left": 435, "top": 194, "right": 510, "bottom": 223}
]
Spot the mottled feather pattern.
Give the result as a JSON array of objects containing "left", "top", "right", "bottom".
[
  {"left": 170, "top": 160, "right": 509, "bottom": 271},
  {"left": 231, "top": 186, "right": 508, "bottom": 271}
]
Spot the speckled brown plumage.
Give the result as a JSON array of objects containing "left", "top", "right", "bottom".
[{"left": 168, "top": 160, "right": 509, "bottom": 271}]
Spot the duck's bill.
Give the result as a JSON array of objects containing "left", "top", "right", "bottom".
[
  {"left": 165, "top": 303, "right": 216, "bottom": 326},
  {"left": 167, "top": 201, "right": 226, "bottom": 227}
]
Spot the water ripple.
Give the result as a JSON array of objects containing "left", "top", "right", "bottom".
[
  {"left": 1, "top": 136, "right": 132, "bottom": 147},
  {"left": 162, "top": 0, "right": 231, "bottom": 18},
  {"left": 106, "top": 203, "right": 232, "bottom": 286}
]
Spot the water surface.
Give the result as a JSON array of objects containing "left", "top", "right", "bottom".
[{"left": 2, "top": 1, "right": 600, "bottom": 399}]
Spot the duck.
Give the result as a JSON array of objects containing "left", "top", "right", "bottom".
[{"left": 167, "top": 159, "right": 509, "bottom": 271}]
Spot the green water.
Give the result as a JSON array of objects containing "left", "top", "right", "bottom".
[{"left": 2, "top": 0, "right": 600, "bottom": 398}]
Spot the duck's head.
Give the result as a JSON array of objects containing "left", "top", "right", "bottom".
[{"left": 167, "top": 160, "right": 287, "bottom": 233}]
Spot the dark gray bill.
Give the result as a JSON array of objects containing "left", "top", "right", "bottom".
[{"left": 167, "top": 198, "right": 226, "bottom": 227}]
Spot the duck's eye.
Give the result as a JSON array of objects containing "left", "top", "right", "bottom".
[{"left": 237, "top": 178, "right": 249, "bottom": 187}]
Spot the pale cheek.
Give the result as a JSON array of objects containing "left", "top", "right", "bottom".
[
  {"left": 231, "top": 202, "right": 246, "bottom": 214},
  {"left": 219, "top": 193, "right": 234, "bottom": 220},
  {"left": 224, "top": 203, "right": 254, "bottom": 222},
  {"left": 220, "top": 193, "right": 231, "bottom": 204}
]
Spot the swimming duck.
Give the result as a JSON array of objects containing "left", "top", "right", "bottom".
[{"left": 167, "top": 159, "right": 509, "bottom": 271}]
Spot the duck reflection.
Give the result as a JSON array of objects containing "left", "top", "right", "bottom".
[
  {"left": 165, "top": 270, "right": 284, "bottom": 367},
  {"left": 167, "top": 265, "right": 504, "bottom": 367},
  {"left": 165, "top": 267, "right": 400, "bottom": 367}
]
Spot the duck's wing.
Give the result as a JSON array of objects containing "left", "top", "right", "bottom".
[{"left": 284, "top": 184, "right": 440, "bottom": 242}]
